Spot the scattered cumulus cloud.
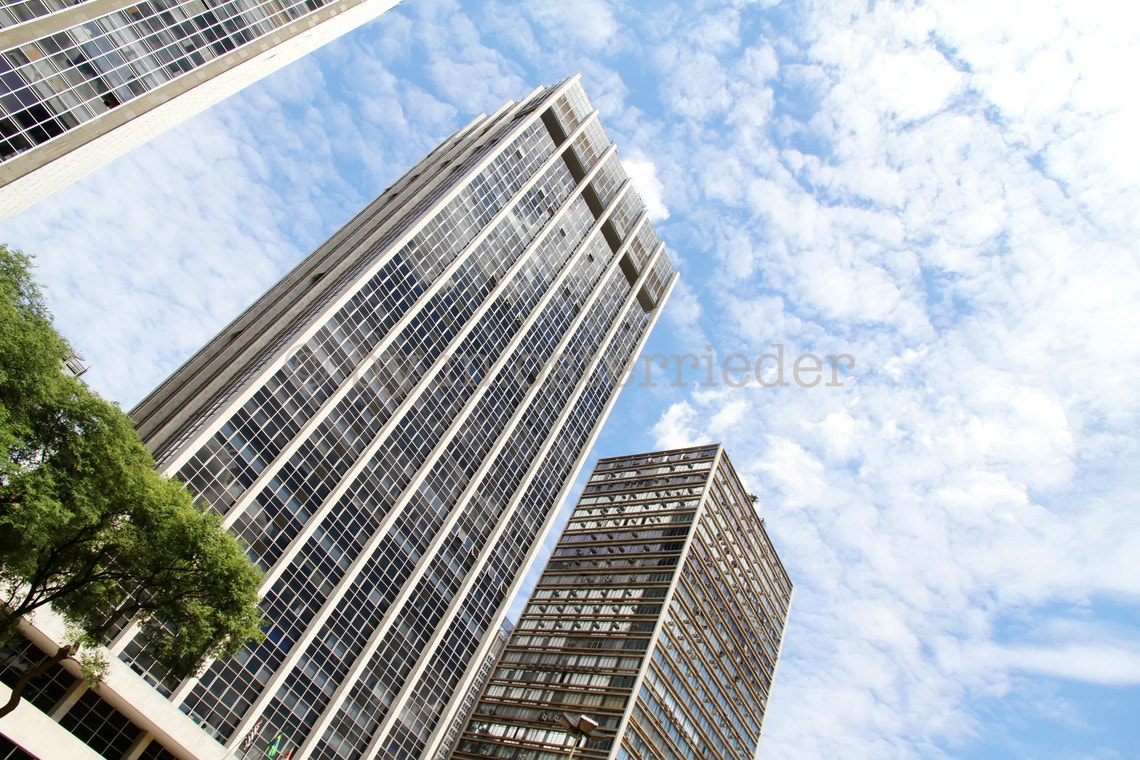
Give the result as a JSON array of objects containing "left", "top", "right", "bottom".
[
  {"left": 520, "top": 0, "right": 617, "bottom": 52},
  {"left": 620, "top": 151, "right": 670, "bottom": 222},
  {"left": 972, "top": 643, "right": 1140, "bottom": 687},
  {"left": 1, "top": 1, "right": 1137, "bottom": 758},
  {"left": 650, "top": 401, "right": 701, "bottom": 449}
]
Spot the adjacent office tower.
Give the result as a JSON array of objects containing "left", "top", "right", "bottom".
[
  {"left": 0, "top": 0, "right": 400, "bottom": 219},
  {"left": 99, "top": 77, "right": 675, "bottom": 759},
  {"left": 433, "top": 622, "right": 512, "bottom": 760},
  {"left": 450, "top": 444, "right": 793, "bottom": 760}
]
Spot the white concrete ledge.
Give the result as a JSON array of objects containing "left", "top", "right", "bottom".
[
  {"left": 12, "top": 610, "right": 226, "bottom": 760},
  {"left": 0, "top": 681, "right": 105, "bottom": 760}
]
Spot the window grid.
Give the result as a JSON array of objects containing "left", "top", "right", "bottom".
[
  {"left": 102, "top": 80, "right": 679, "bottom": 758},
  {"left": 318, "top": 269, "right": 633, "bottom": 757},
  {"left": 176, "top": 114, "right": 611, "bottom": 741},
  {"left": 1, "top": 0, "right": 334, "bottom": 158}
]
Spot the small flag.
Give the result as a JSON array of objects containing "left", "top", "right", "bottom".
[{"left": 267, "top": 732, "right": 284, "bottom": 757}]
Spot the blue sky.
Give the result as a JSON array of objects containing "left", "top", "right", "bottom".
[{"left": 3, "top": 0, "right": 1139, "bottom": 757}]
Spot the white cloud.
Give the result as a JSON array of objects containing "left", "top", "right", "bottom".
[
  {"left": 755, "top": 436, "right": 829, "bottom": 510},
  {"left": 620, "top": 151, "right": 670, "bottom": 222},
  {"left": 520, "top": 0, "right": 617, "bottom": 51},
  {"left": 654, "top": 277, "right": 711, "bottom": 359},
  {"left": 633, "top": 1, "right": 1140, "bottom": 756},
  {"left": 3, "top": 0, "right": 1138, "bottom": 757},
  {"left": 656, "top": 44, "right": 734, "bottom": 120},
  {"left": 650, "top": 401, "right": 702, "bottom": 449},
  {"left": 972, "top": 643, "right": 1140, "bottom": 687}
]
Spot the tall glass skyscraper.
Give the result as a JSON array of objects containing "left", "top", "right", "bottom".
[
  {"left": 59, "top": 77, "right": 677, "bottom": 759},
  {"left": 0, "top": 0, "right": 399, "bottom": 218},
  {"left": 451, "top": 445, "right": 793, "bottom": 760}
]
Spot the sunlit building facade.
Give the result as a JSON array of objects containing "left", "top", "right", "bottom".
[
  {"left": 0, "top": 77, "right": 675, "bottom": 759},
  {"left": 451, "top": 445, "right": 793, "bottom": 760},
  {"left": 51, "top": 76, "right": 670, "bottom": 760},
  {"left": 0, "top": 0, "right": 399, "bottom": 218}
]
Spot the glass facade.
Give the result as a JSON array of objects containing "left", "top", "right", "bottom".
[
  {"left": 0, "top": 0, "right": 372, "bottom": 157},
  {"left": 80, "top": 78, "right": 678, "bottom": 760},
  {"left": 0, "top": 0, "right": 399, "bottom": 218},
  {"left": 451, "top": 445, "right": 793, "bottom": 760},
  {"left": 432, "top": 624, "right": 512, "bottom": 760}
]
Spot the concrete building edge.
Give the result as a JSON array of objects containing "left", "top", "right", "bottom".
[
  {"left": 144, "top": 81, "right": 573, "bottom": 475},
  {"left": 751, "top": 584, "right": 794, "bottom": 759},
  {"left": 0, "top": 681, "right": 105, "bottom": 760},
  {"left": 432, "top": 270, "right": 680, "bottom": 760},
  {"left": 0, "top": 0, "right": 402, "bottom": 220},
  {"left": 603, "top": 438, "right": 720, "bottom": 760},
  {"left": 7, "top": 610, "right": 227, "bottom": 759},
  {"left": 365, "top": 228, "right": 671, "bottom": 757}
]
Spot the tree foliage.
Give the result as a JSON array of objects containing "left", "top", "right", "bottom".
[{"left": 0, "top": 244, "right": 264, "bottom": 716}]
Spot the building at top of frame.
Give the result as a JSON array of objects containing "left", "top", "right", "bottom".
[
  {"left": 0, "top": 0, "right": 401, "bottom": 219},
  {"left": 450, "top": 444, "right": 794, "bottom": 760},
  {"left": 0, "top": 76, "right": 678, "bottom": 760}
]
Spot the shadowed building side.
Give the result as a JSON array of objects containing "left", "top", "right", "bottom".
[{"left": 450, "top": 444, "right": 793, "bottom": 760}]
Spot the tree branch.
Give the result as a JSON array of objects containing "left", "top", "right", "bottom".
[{"left": 0, "top": 642, "right": 75, "bottom": 719}]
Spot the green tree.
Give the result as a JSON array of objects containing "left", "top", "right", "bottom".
[{"left": 0, "top": 244, "right": 264, "bottom": 718}]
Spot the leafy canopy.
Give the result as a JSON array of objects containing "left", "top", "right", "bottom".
[{"left": 0, "top": 244, "right": 263, "bottom": 688}]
